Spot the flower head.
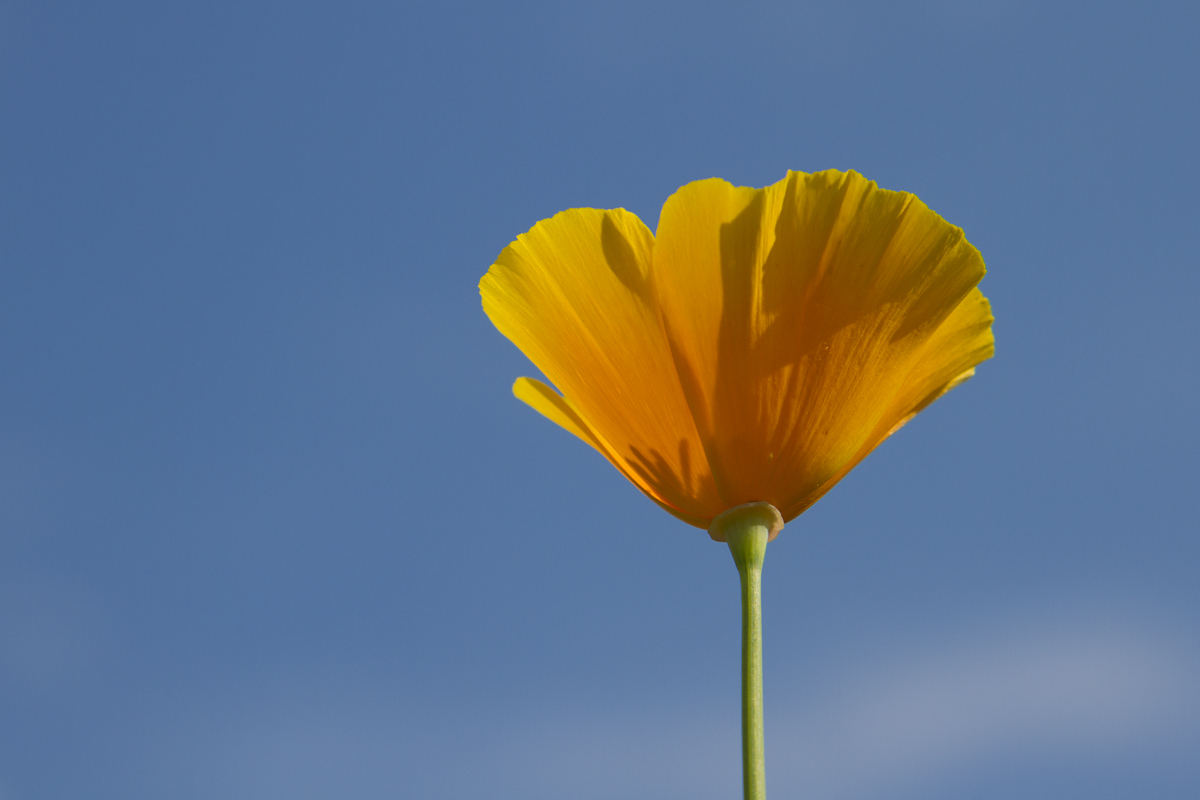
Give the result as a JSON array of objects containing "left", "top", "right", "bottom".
[{"left": 481, "top": 170, "right": 993, "bottom": 534}]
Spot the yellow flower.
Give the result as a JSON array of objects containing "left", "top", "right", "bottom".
[{"left": 481, "top": 169, "right": 993, "bottom": 534}]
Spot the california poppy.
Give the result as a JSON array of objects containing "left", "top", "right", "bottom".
[{"left": 480, "top": 169, "right": 993, "bottom": 798}]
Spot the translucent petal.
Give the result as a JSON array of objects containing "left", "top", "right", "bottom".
[
  {"left": 778, "top": 288, "right": 995, "bottom": 521},
  {"left": 481, "top": 208, "right": 721, "bottom": 522},
  {"left": 513, "top": 376, "right": 609, "bottom": 452},
  {"left": 652, "top": 170, "right": 991, "bottom": 520}
]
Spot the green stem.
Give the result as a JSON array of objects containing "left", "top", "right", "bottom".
[{"left": 710, "top": 502, "right": 783, "bottom": 800}]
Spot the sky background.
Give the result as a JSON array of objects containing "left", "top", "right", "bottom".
[{"left": 1, "top": 1, "right": 1198, "bottom": 798}]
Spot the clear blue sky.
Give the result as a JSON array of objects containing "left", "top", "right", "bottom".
[{"left": 1, "top": 2, "right": 1197, "bottom": 798}]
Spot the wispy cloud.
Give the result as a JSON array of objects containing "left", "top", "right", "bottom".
[
  {"left": 166, "top": 614, "right": 1198, "bottom": 800},
  {"left": 488, "top": 623, "right": 1197, "bottom": 800},
  {"left": 768, "top": 624, "right": 1198, "bottom": 799}
]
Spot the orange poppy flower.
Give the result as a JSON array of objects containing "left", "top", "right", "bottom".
[{"left": 481, "top": 169, "right": 993, "bottom": 536}]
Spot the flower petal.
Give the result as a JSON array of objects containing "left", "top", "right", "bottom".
[
  {"left": 883, "top": 287, "right": 995, "bottom": 438},
  {"left": 778, "top": 288, "right": 995, "bottom": 521},
  {"left": 511, "top": 376, "right": 711, "bottom": 526},
  {"left": 512, "top": 376, "right": 608, "bottom": 451},
  {"left": 652, "top": 170, "right": 992, "bottom": 519},
  {"left": 481, "top": 208, "right": 720, "bottom": 523}
]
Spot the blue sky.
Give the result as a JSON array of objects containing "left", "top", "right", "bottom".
[{"left": 1, "top": 1, "right": 1198, "bottom": 798}]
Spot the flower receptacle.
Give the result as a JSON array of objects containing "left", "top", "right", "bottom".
[{"left": 708, "top": 501, "right": 784, "bottom": 552}]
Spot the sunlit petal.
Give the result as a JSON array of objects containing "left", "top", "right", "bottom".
[
  {"left": 481, "top": 208, "right": 720, "bottom": 521},
  {"left": 653, "top": 170, "right": 991, "bottom": 521},
  {"left": 513, "top": 376, "right": 609, "bottom": 451}
]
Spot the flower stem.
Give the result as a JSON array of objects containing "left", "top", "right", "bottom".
[{"left": 711, "top": 502, "right": 783, "bottom": 800}]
